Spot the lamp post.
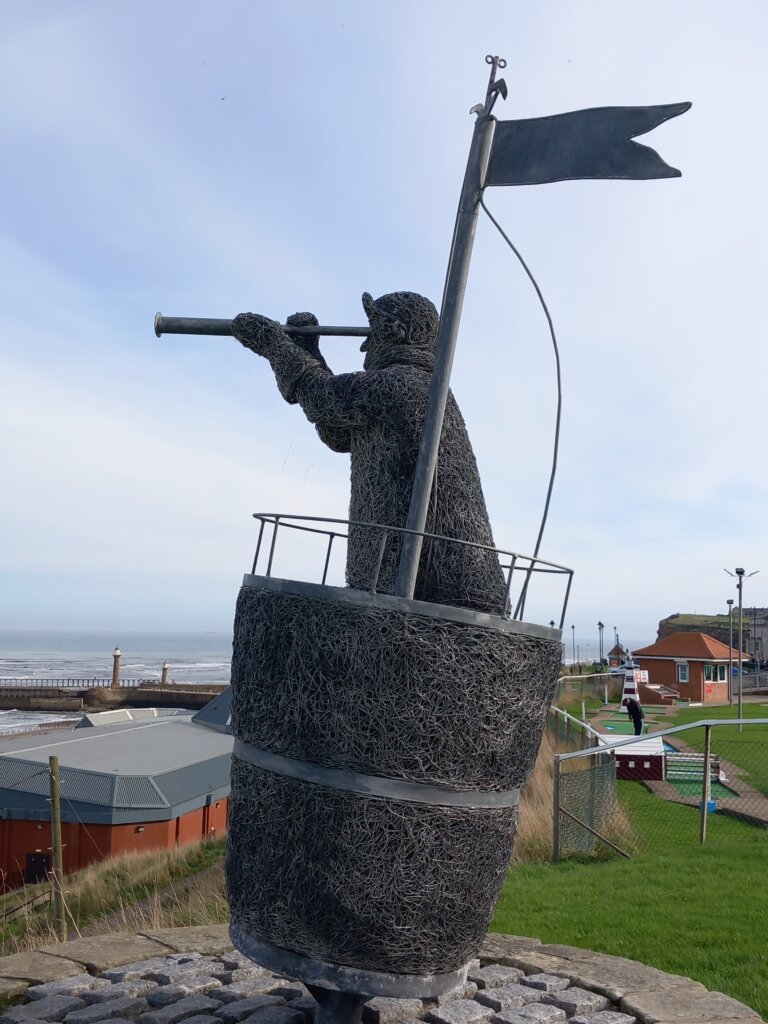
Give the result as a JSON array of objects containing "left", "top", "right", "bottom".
[
  {"left": 597, "top": 621, "right": 605, "bottom": 666},
  {"left": 576, "top": 644, "right": 581, "bottom": 674},
  {"left": 753, "top": 605, "right": 759, "bottom": 665},
  {"left": 571, "top": 624, "right": 576, "bottom": 673},
  {"left": 725, "top": 568, "right": 759, "bottom": 731},
  {"left": 727, "top": 598, "right": 734, "bottom": 706}
]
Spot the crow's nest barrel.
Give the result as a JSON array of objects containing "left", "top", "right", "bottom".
[{"left": 227, "top": 552, "right": 564, "bottom": 999}]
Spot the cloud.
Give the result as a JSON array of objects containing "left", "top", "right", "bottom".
[{"left": 1, "top": 0, "right": 767, "bottom": 636}]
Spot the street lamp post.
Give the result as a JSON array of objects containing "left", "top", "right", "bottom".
[
  {"left": 753, "top": 606, "right": 759, "bottom": 665},
  {"left": 727, "top": 598, "right": 734, "bottom": 706},
  {"left": 725, "top": 568, "right": 759, "bottom": 731},
  {"left": 597, "top": 621, "right": 605, "bottom": 666},
  {"left": 576, "top": 645, "right": 581, "bottom": 674},
  {"left": 571, "top": 625, "right": 576, "bottom": 673}
]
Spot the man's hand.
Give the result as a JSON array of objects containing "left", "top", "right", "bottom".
[
  {"left": 231, "top": 312, "right": 282, "bottom": 356},
  {"left": 285, "top": 312, "right": 329, "bottom": 370}
]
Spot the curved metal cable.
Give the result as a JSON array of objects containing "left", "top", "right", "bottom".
[{"left": 478, "top": 194, "right": 563, "bottom": 619}]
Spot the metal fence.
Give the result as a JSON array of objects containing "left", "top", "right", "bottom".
[
  {"left": 553, "top": 673, "right": 622, "bottom": 711},
  {"left": 742, "top": 671, "right": 768, "bottom": 693},
  {"left": 553, "top": 718, "right": 768, "bottom": 860},
  {"left": 0, "top": 678, "right": 151, "bottom": 690}
]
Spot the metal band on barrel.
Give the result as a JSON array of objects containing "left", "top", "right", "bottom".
[
  {"left": 232, "top": 740, "right": 520, "bottom": 808},
  {"left": 229, "top": 923, "right": 470, "bottom": 998}
]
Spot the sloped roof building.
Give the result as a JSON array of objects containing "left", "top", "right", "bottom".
[
  {"left": 633, "top": 632, "right": 744, "bottom": 704},
  {"left": 0, "top": 699, "right": 232, "bottom": 888}
]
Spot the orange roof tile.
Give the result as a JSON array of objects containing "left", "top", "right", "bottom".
[{"left": 633, "top": 631, "right": 747, "bottom": 660}]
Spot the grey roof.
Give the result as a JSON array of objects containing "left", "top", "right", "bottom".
[
  {"left": 75, "top": 707, "right": 190, "bottom": 728},
  {"left": 0, "top": 716, "right": 233, "bottom": 825},
  {"left": 192, "top": 687, "right": 232, "bottom": 733}
]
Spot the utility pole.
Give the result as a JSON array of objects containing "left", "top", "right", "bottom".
[
  {"left": 394, "top": 57, "right": 507, "bottom": 598},
  {"left": 48, "top": 755, "right": 67, "bottom": 941},
  {"left": 727, "top": 598, "right": 734, "bottom": 706},
  {"left": 597, "top": 621, "right": 604, "bottom": 666},
  {"left": 725, "top": 568, "right": 759, "bottom": 732}
]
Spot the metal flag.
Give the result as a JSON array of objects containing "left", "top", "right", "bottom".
[{"left": 486, "top": 101, "right": 691, "bottom": 186}]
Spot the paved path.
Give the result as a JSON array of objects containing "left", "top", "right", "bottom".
[{"left": 0, "top": 928, "right": 760, "bottom": 1024}]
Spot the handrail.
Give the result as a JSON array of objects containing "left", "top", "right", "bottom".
[
  {"left": 1, "top": 887, "right": 52, "bottom": 922},
  {"left": 556, "top": 718, "right": 768, "bottom": 762},
  {"left": 549, "top": 705, "right": 603, "bottom": 742},
  {"left": 0, "top": 678, "right": 153, "bottom": 689},
  {"left": 249, "top": 512, "right": 573, "bottom": 627}
]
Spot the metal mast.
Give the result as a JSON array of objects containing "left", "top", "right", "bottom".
[{"left": 394, "top": 56, "right": 507, "bottom": 599}]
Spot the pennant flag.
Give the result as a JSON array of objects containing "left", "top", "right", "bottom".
[{"left": 486, "top": 102, "right": 691, "bottom": 186}]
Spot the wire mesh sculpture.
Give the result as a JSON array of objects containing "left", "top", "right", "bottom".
[{"left": 232, "top": 292, "right": 508, "bottom": 614}]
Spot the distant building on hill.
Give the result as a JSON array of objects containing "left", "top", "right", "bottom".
[
  {"left": 0, "top": 692, "right": 232, "bottom": 889},
  {"left": 633, "top": 632, "right": 745, "bottom": 704}
]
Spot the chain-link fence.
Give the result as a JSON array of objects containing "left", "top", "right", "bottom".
[
  {"left": 553, "top": 673, "right": 623, "bottom": 714},
  {"left": 553, "top": 718, "right": 768, "bottom": 860}
]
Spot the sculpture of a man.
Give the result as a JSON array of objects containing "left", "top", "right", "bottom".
[{"left": 233, "top": 291, "right": 507, "bottom": 614}]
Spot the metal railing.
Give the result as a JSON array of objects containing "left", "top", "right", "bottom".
[
  {"left": 0, "top": 722, "right": 80, "bottom": 740},
  {"left": 249, "top": 513, "right": 573, "bottom": 626},
  {"left": 548, "top": 705, "right": 604, "bottom": 747},
  {"left": 554, "top": 672, "right": 619, "bottom": 708},
  {"left": 741, "top": 671, "right": 768, "bottom": 692},
  {"left": 0, "top": 886, "right": 52, "bottom": 923},
  {"left": 0, "top": 678, "right": 152, "bottom": 690}
]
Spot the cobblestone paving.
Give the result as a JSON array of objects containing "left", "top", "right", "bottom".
[{"left": 0, "top": 930, "right": 761, "bottom": 1024}]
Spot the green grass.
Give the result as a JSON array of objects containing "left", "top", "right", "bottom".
[
  {"left": 666, "top": 704, "right": 768, "bottom": 797},
  {"left": 601, "top": 721, "right": 648, "bottom": 735},
  {"left": 661, "top": 613, "right": 747, "bottom": 631},
  {"left": 493, "top": 782, "right": 768, "bottom": 1019}
]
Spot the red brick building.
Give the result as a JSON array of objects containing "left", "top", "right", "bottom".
[
  {"left": 0, "top": 701, "right": 232, "bottom": 889},
  {"left": 633, "top": 632, "right": 744, "bottom": 704}
]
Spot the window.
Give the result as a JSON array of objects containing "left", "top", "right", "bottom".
[
  {"left": 717, "top": 664, "right": 726, "bottom": 682},
  {"left": 704, "top": 664, "right": 714, "bottom": 682},
  {"left": 677, "top": 662, "right": 689, "bottom": 683}
]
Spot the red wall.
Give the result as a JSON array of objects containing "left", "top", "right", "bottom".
[
  {"left": 0, "top": 798, "right": 229, "bottom": 890},
  {"left": 637, "top": 658, "right": 729, "bottom": 704}
]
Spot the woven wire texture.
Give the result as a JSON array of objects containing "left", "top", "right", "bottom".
[
  {"left": 232, "top": 292, "right": 508, "bottom": 614},
  {"left": 231, "top": 585, "right": 562, "bottom": 791},
  {"left": 227, "top": 758, "right": 517, "bottom": 975}
]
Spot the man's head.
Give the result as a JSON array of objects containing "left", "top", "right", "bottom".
[
  {"left": 621, "top": 698, "right": 629, "bottom": 706},
  {"left": 360, "top": 292, "right": 439, "bottom": 364}
]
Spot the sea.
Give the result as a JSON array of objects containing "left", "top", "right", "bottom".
[{"left": 0, "top": 629, "right": 233, "bottom": 735}]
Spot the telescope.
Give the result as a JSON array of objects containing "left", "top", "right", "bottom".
[{"left": 154, "top": 314, "right": 370, "bottom": 339}]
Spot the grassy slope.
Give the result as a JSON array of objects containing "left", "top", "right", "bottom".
[
  {"left": 660, "top": 613, "right": 750, "bottom": 632},
  {"left": 0, "top": 838, "right": 227, "bottom": 953},
  {"left": 493, "top": 779, "right": 768, "bottom": 1019}
]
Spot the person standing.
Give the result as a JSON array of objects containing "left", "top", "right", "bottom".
[{"left": 622, "top": 696, "right": 645, "bottom": 736}]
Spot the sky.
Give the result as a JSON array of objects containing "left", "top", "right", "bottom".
[{"left": 1, "top": 1, "right": 766, "bottom": 647}]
